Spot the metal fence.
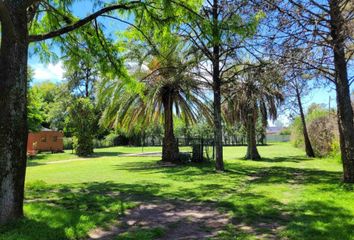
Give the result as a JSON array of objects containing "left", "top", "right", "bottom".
[{"left": 265, "top": 134, "right": 290, "bottom": 143}]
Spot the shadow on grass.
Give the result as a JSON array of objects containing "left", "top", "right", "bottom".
[
  {"left": 0, "top": 177, "right": 352, "bottom": 240},
  {"left": 9, "top": 153, "right": 353, "bottom": 240},
  {"left": 246, "top": 165, "right": 342, "bottom": 185},
  {"left": 113, "top": 159, "right": 341, "bottom": 186},
  {"left": 218, "top": 196, "right": 354, "bottom": 239},
  {"left": 257, "top": 155, "right": 313, "bottom": 163},
  {"left": 1, "top": 181, "right": 168, "bottom": 240},
  {"left": 27, "top": 161, "right": 46, "bottom": 167}
]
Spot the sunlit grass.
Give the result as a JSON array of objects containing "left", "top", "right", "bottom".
[{"left": 1, "top": 143, "right": 353, "bottom": 240}]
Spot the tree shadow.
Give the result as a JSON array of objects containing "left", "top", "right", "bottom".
[
  {"left": 114, "top": 160, "right": 215, "bottom": 175},
  {"left": 283, "top": 200, "right": 354, "bottom": 240},
  {"left": 216, "top": 193, "right": 354, "bottom": 240},
  {"left": 257, "top": 155, "right": 313, "bottom": 163},
  {"left": 0, "top": 218, "right": 67, "bottom": 240},
  {"left": 12, "top": 152, "right": 354, "bottom": 240},
  {"left": 246, "top": 166, "right": 342, "bottom": 185},
  {"left": 1, "top": 181, "right": 171, "bottom": 240},
  {"left": 27, "top": 161, "right": 46, "bottom": 167},
  {"left": 1, "top": 174, "right": 352, "bottom": 240}
]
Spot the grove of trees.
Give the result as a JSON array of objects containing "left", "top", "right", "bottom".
[{"left": 0, "top": 0, "right": 353, "bottom": 225}]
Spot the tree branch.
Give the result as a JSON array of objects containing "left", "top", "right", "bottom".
[{"left": 28, "top": 1, "right": 142, "bottom": 42}]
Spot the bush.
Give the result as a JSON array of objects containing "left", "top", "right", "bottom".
[
  {"left": 103, "top": 133, "right": 119, "bottom": 147},
  {"left": 290, "top": 117, "right": 304, "bottom": 148},
  {"left": 290, "top": 104, "right": 340, "bottom": 157},
  {"left": 63, "top": 137, "right": 73, "bottom": 149},
  {"left": 91, "top": 133, "right": 119, "bottom": 148},
  {"left": 73, "top": 136, "right": 93, "bottom": 156},
  {"left": 67, "top": 98, "right": 96, "bottom": 157},
  {"left": 279, "top": 128, "right": 291, "bottom": 135},
  {"left": 307, "top": 114, "right": 339, "bottom": 157}
]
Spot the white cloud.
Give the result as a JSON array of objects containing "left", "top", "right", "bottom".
[{"left": 32, "top": 62, "right": 65, "bottom": 82}]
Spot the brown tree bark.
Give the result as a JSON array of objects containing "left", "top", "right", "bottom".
[
  {"left": 0, "top": 0, "right": 142, "bottom": 225},
  {"left": 0, "top": 7, "right": 29, "bottom": 224},
  {"left": 259, "top": 101, "right": 267, "bottom": 145},
  {"left": 329, "top": 0, "right": 354, "bottom": 183},
  {"left": 245, "top": 109, "right": 261, "bottom": 160},
  {"left": 213, "top": 65, "right": 224, "bottom": 170},
  {"left": 162, "top": 93, "right": 179, "bottom": 163},
  {"left": 295, "top": 87, "right": 315, "bottom": 158},
  {"left": 212, "top": 0, "right": 224, "bottom": 171}
]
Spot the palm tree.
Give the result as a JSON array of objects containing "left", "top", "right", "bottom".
[
  {"left": 223, "top": 64, "right": 284, "bottom": 160},
  {"left": 99, "top": 45, "right": 210, "bottom": 163}
]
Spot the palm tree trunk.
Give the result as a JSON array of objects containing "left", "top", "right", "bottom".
[
  {"left": 245, "top": 110, "right": 261, "bottom": 160},
  {"left": 295, "top": 88, "right": 315, "bottom": 157},
  {"left": 0, "top": 7, "right": 29, "bottom": 224},
  {"left": 260, "top": 101, "right": 267, "bottom": 145},
  {"left": 329, "top": 0, "right": 354, "bottom": 183},
  {"left": 162, "top": 93, "right": 179, "bottom": 163}
]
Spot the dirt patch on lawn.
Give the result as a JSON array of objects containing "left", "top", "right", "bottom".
[{"left": 88, "top": 200, "right": 231, "bottom": 240}]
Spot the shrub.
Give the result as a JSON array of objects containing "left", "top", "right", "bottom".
[
  {"left": 290, "top": 104, "right": 340, "bottom": 157},
  {"left": 280, "top": 128, "right": 291, "bottom": 135},
  {"left": 67, "top": 98, "right": 96, "bottom": 156},
  {"left": 73, "top": 136, "right": 94, "bottom": 157},
  {"left": 307, "top": 114, "right": 339, "bottom": 157},
  {"left": 103, "top": 132, "right": 119, "bottom": 147},
  {"left": 290, "top": 117, "right": 304, "bottom": 148},
  {"left": 63, "top": 137, "right": 73, "bottom": 149}
]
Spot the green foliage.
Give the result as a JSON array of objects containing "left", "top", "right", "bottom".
[
  {"left": 279, "top": 128, "right": 291, "bottom": 136},
  {"left": 223, "top": 63, "right": 284, "bottom": 146},
  {"left": 189, "top": 122, "right": 214, "bottom": 139},
  {"left": 99, "top": 38, "right": 210, "bottom": 134},
  {"left": 290, "top": 116, "right": 303, "bottom": 148},
  {"left": 27, "top": 81, "right": 66, "bottom": 130},
  {"left": 27, "top": 69, "right": 46, "bottom": 131},
  {"left": 27, "top": 86, "right": 46, "bottom": 132},
  {"left": 67, "top": 98, "right": 96, "bottom": 156},
  {"left": 116, "top": 227, "right": 165, "bottom": 240},
  {"left": 92, "top": 133, "right": 120, "bottom": 148},
  {"left": 30, "top": 0, "right": 189, "bottom": 97},
  {"left": 63, "top": 137, "right": 73, "bottom": 150},
  {"left": 63, "top": 58, "right": 98, "bottom": 99},
  {"left": 32, "top": 81, "right": 57, "bottom": 103}
]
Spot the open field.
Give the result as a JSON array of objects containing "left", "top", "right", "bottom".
[{"left": 1, "top": 143, "right": 353, "bottom": 240}]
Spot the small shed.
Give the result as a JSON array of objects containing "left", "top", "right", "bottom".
[{"left": 27, "top": 129, "right": 64, "bottom": 156}]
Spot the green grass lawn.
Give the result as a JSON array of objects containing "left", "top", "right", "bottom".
[{"left": 1, "top": 143, "right": 353, "bottom": 240}]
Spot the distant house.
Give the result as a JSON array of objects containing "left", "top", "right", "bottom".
[
  {"left": 266, "top": 126, "right": 283, "bottom": 135},
  {"left": 27, "top": 129, "right": 64, "bottom": 156}
]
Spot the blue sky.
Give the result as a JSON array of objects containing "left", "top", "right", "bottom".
[
  {"left": 29, "top": 1, "right": 126, "bottom": 81},
  {"left": 29, "top": 1, "right": 352, "bottom": 126}
]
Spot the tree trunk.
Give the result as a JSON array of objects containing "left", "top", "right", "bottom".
[
  {"left": 212, "top": 0, "right": 224, "bottom": 171},
  {"left": 295, "top": 88, "right": 315, "bottom": 158},
  {"left": 162, "top": 93, "right": 179, "bottom": 163},
  {"left": 213, "top": 73, "right": 224, "bottom": 170},
  {"left": 85, "top": 67, "right": 90, "bottom": 98},
  {"left": 0, "top": 7, "right": 29, "bottom": 224},
  {"left": 245, "top": 109, "right": 261, "bottom": 160},
  {"left": 260, "top": 101, "right": 267, "bottom": 145},
  {"left": 329, "top": 0, "right": 354, "bottom": 183}
]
